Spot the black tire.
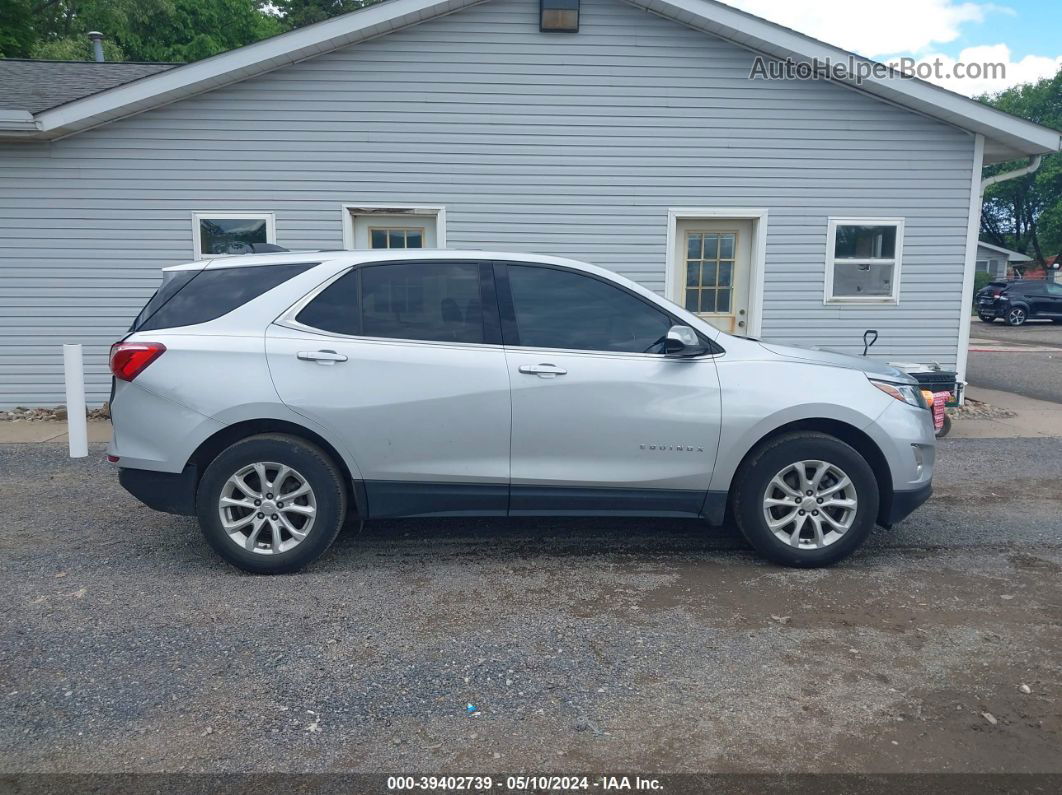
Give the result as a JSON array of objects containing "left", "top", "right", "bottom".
[
  {"left": 935, "top": 413, "right": 952, "bottom": 439},
  {"left": 196, "top": 433, "right": 347, "bottom": 574},
  {"left": 731, "top": 432, "right": 879, "bottom": 568},
  {"left": 978, "top": 314, "right": 996, "bottom": 323},
  {"left": 1006, "top": 306, "right": 1027, "bottom": 326}
]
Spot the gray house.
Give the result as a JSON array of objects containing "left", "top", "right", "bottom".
[
  {"left": 975, "top": 241, "right": 1032, "bottom": 279},
  {"left": 1, "top": 0, "right": 1060, "bottom": 408}
]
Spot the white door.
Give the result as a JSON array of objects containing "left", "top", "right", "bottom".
[
  {"left": 673, "top": 219, "right": 752, "bottom": 334},
  {"left": 500, "top": 263, "right": 721, "bottom": 515},
  {"left": 350, "top": 213, "right": 437, "bottom": 250}
]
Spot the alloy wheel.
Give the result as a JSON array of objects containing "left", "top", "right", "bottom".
[
  {"left": 762, "top": 460, "right": 859, "bottom": 549},
  {"left": 1008, "top": 308, "right": 1026, "bottom": 325},
  {"left": 217, "top": 461, "right": 317, "bottom": 555}
]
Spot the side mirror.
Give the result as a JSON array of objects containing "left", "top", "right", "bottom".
[{"left": 664, "top": 324, "right": 703, "bottom": 356}]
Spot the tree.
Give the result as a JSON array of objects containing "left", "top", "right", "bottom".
[
  {"left": 979, "top": 68, "right": 1062, "bottom": 265},
  {"left": 271, "top": 1, "right": 383, "bottom": 29},
  {"left": 0, "top": 0, "right": 285, "bottom": 62}
]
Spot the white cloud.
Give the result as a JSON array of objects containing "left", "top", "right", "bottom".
[
  {"left": 722, "top": 0, "right": 992, "bottom": 57},
  {"left": 890, "top": 45, "right": 1062, "bottom": 96}
]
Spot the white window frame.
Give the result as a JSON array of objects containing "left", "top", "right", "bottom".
[
  {"left": 824, "top": 217, "right": 904, "bottom": 305},
  {"left": 341, "top": 204, "right": 447, "bottom": 250},
  {"left": 192, "top": 211, "right": 276, "bottom": 260}
]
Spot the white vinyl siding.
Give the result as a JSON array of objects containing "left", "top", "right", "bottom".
[{"left": 0, "top": 0, "right": 976, "bottom": 407}]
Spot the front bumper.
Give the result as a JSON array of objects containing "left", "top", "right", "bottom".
[
  {"left": 879, "top": 482, "right": 933, "bottom": 528},
  {"left": 119, "top": 465, "right": 198, "bottom": 516}
]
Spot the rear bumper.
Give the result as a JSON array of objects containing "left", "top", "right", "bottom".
[
  {"left": 119, "top": 465, "right": 198, "bottom": 516},
  {"left": 880, "top": 482, "right": 932, "bottom": 528}
]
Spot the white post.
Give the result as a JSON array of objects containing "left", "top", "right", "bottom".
[{"left": 63, "top": 344, "right": 88, "bottom": 458}]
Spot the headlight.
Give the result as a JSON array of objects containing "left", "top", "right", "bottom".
[{"left": 869, "top": 378, "right": 928, "bottom": 409}]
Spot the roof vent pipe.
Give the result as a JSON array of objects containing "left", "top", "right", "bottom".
[{"left": 88, "top": 31, "right": 105, "bottom": 62}]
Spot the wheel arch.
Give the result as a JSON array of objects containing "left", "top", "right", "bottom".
[
  {"left": 726, "top": 418, "right": 895, "bottom": 527},
  {"left": 188, "top": 419, "right": 365, "bottom": 517}
]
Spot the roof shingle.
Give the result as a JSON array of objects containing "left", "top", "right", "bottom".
[{"left": 0, "top": 59, "right": 177, "bottom": 113}]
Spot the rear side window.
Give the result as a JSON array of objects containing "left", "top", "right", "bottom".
[
  {"left": 295, "top": 269, "right": 360, "bottom": 336},
  {"left": 134, "top": 263, "right": 313, "bottom": 332},
  {"left": 295, "top": 262, "right": 486, "bottom": 344},
  {"left": 361, "top": 262, "right": 484, "bottom": 344}
]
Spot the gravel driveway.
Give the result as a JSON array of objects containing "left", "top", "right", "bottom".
[{"left": 1, "top": 439, "right": 1061, "bottom": 776}]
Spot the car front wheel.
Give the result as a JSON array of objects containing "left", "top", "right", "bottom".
[
  {"left": 732, "top": 432, "right": 879, "bottom": 567},
  {"left": 1006, "top": 307, "right": 1027, "bottom": 326},
  {"left": 196, "top": 433, "right": 347, "bottom": 574}
]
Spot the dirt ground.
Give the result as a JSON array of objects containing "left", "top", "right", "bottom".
[{"left": 1, "top": 437, "right": 1061, "bottom": 780}]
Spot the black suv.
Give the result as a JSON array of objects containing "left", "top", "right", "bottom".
[{"left": 978, "top": 279, "right": 1062, "bottom": 326}]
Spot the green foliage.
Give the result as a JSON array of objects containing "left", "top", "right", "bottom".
[
  {"left": 33, "top": 36, "right": 126, "bottom": 61},
  {"left": 2, "top": 0, "right": 285, "bottom": 63},
  {"left": 973, "top": 270, "right": 994, "bottom": 300},
  {"left": 271, "top": 1, "right": 382, "bottom": 29},
  {"left": 979, "top": 68, "right": 1062, "bottom": 262},
  {"left": 0, "top": 0, "right": 36, "bottom": 57}
]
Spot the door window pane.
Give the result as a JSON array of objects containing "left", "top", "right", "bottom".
[
  {"left": 507, "top": 266, "right": 671, "bottom": 353},
  {"left": 369, "top": 227, "right": 426, "bottom": 249},
  {"left": 360, "top": 262, "right": 483, "bottom": 343},
  {"left": 295, "top": 269, "right": 360, "bottom": 336},
  {"left": 684, "top": 231, "right": 736, "bottom": 315}
]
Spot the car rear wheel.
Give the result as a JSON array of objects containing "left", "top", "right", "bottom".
[
  {"left": 1006, "top": 307, "right": 1027, "bottom": 326},
  {"left": 731, "top": 432, "right": 879, "bottom": 567},
  {"left": 978, "top": 314, "right": 995, "bottom": 323},
  {"left": 196, "top": 433, "right": 347, "bottom": 574}
]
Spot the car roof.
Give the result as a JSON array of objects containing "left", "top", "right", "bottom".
[{"left": 162, "top": 249, "right": 599, "bottom": 273}]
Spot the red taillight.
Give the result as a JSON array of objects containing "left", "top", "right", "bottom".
[{"left": 109, "top": 341, "right": 166, "bottom": 382}]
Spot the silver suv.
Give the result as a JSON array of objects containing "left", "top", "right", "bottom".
[{"left": 108, "top": 251, "right": 935, "bottom": 573}]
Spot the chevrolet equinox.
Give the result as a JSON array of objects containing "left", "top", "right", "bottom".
[{"left": 109, "top": 251, "right": 935, "bottom": 573}]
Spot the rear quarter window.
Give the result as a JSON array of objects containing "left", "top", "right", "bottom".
[{"left": 135, "top": 263, "right": 314, "bottom": 332}]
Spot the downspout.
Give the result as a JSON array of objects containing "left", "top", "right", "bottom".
[
  {"left": 956, "top": 151, "right": 1045, "bottom": 396},
  {"left": 981, "top": 154, "right": 1042, "bottom": 190}
]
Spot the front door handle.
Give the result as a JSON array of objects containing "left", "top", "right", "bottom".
[
  {"left": 297, "top": 349, "right": 348, "bottom": 365},
  {"left": 518, "top": 363, "right": 567, "bottom": 378}
]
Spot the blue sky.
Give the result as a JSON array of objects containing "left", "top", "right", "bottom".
[{"left": 724, "top": 0, "right": 1062, "bottom": 95}]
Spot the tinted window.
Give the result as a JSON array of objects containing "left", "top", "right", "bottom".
[
  {"left": 296, "top": 269, "right": 360, "bottom": 336},
  {"left": 507, "top": 265, "right": 671, "bottom": 353},
  {"left": 135, "top": 263, "right": 313, "bottom": 332},
  {"left": 360, "top": 262, "right": 484, "bottom": 344},
  {"left": 1046, "top": 282, "right": 1062, "bottom": 296},
  {"left": 1014, "top": 282, "right": 1044, "bottom": 295}
]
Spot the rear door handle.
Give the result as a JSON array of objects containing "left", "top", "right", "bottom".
[
  {"left": 518, "top": 363, "right": 567, "bottom": 377},
  {"left": 297, "top": 349, "right": 348, "bottom": 365}
]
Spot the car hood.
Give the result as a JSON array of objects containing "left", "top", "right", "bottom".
[{"left": 758, "top": 342, "right": 915, "bottom": 382}]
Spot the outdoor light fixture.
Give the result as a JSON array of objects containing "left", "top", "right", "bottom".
[{"left": 540, "top": 0, "right": 580, "bottom": 32}]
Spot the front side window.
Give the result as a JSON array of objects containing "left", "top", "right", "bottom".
[
  {"left": 826, "top": 219, "right": 904, "bottom": 303},
  {"left": 194, "top": 212, "right": 275, "bottom": 259},
  {"left": 506, "top": 265, "right": 671, "bottom": 353}
]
